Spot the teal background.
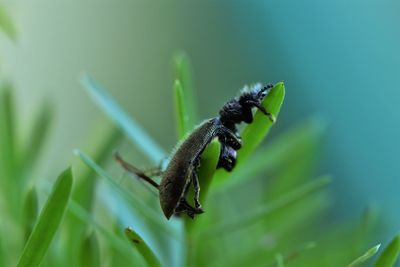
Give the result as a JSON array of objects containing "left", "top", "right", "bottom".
[{"left": 1, "top": 1, "right": 399, "bottom": 234}]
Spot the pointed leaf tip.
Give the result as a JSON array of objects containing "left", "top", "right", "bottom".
[
  {"left": 348, "top": 244, "right": 381, "bottom": 267},
  {"left": 374, "top": 234, "right": 400, "bottom": 267},
  {"left": 124, "top": 227, "right": 161, "bottom": 267},
  {"left": 17, "top": 167, "right": 73, "bottom": 267}
]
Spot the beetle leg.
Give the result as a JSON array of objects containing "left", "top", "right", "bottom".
[
  {"left": 245, "top": 100, "right": 275, "bottom": 123},
  {"left": 192, "top": 171, "right": 202, "bottom": 210},
  {"left": 143, "top": 166, "right": 163, "bottom": 177},
  {"left": 174, "top": 180, "right": 196, "bottom": 218},
  {"left": 174, "top": 198, "right": 203, "bottom": 219},
  {"left": 114, "top": 152, "right": 160, "bottom": 189},
  {"left": 217, "top": 126, "right": 242, "bottom": 150},
  {"left": 217, "top": 144, "right": 237, "bottom": 172},
  {"left": 145, "top": 157, "right": 168, "bottom": 176}
]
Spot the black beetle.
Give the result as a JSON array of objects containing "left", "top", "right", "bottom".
[{"left": 115, "top": 83, "right": 274, "bottom": 219}]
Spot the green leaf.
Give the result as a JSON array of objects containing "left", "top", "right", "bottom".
[
  {"left": 275, "top": 253, "right": 285, "bottom": 267},
  {"left": 185, "top": 140, "right": 221, "bottom": 230},
  {"left": 75, "top": 150, "right": 186, "bottom": 267},
  {"left": 212, "top": 82, "right": 285, "bottom": 186},
  {"left": 81, "top": 74, "right": 166, "bottom": 163},
  {"left": 281, "top": 242, "right": 316, "bottom": 266},
  {"left": 347, "top": 244, "right": 381, "bottom": 267},
  {"left": 64, "top": 123, "right": 121, "bottom": 266},
  {"left": 68, "top": 200, "right": 142, "bottom": 259},
  {"left": 74, "top": 149, "right": 166, "bottom": 229},
  {"left": 17, "top": 167, "right": 73, "bottom": 267},
  {"left": 237, "top": 82, "right": 285, "bottom": 163},
  {"left": 174, "top": 79, "right": 192, "bottom": 140},
  {"left": 18, "top": 102, "right": 53, "bottom": 179},
  {"left": 203, "top": 176, "right": 331, "bottom": 235},
  {"left": 350, "top": 206, "right": 379, "bottom": 259},
  {"left": 0, "top": 84, "right": 16, "bottom": 181},
  {"left": 195, "top": 141, "right": 221, "bottom": 204},
  {"left": 174, "top": 52, "right": 198, "bottom": 125},
  {"left": 374, "top": 234, "right": 400, "bottom": 267},
  {"left": 72, "top": 122, "right": 121, "bottom": 213},
  {"left": 79, "top": 232, "right": 101, "bottom": 267},
  {"left": 125, "top": 227, "right": 161, "bottom": 267},
  {"left": 67, "top": 200, "right": 143, "bottom": 265},
  {"left": 0, "top": 5, "right": 17, "bottom": 40},
  {"left": 22, "top": 187, "right": 38, "bottom": 242}
]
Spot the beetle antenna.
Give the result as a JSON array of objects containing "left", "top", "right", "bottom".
[{"left": 114, "top": 152, "right": 160, "bottom": 190}]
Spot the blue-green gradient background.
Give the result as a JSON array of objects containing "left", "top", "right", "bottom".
[{"left": 1, "top": 1, "right": 399, "bottom": 235}]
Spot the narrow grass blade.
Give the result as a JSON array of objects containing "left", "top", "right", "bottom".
[
  {"left": 0, "top": 85, "right": 16, "bottom": 180},
  {"left": 174, "top": 52, "right": 198, "bottom": 124},
  {"left": 0, "top": 5, "right": 17, "bottom": 40},
  {"left": 17, "top": 167, "right": 73, "bottom": 267},
  {"left": 283, "top": 242, "right": 316, "bottom": 265},
  {"left": 74, "top": 149, "right": 173, "bottom": 233},
  {"left": 195, "top": 141, "right": 221, "bottom": 204},
  {"left": 347, "top": 244, "right": 381, "bottom": 267},
  {"left": 174, "top": 79, "right": 192, "bottom": 140},
  {"left": 72, "top": 123, "right": 121, "bottom": 211},
  {"left": 374, "top": 234, "right": 400, "bottom": 267},
  {"left": 265, "top": 242, "right": 316, "bottom": 267},
  {"left": 125, "top": 227, "right": 161, "bottom": 267},
  {"left": 79, "top": 232, "right": 101, "bottom": 267},
  {"left": 81, "top": 74, "right": 166, "bottom": 163},
  {"left": 213, "top": 82, "right": 285, "bottom": 185},
  {"left": 19, "top": 102, "right": 53, "bottom": 178},
  {"left": 238, "top": 82, "right": 285, "bottom": 163},
  {"left": 22, "top": 187, "right": 38, "bottom": 242},
  {"left": 67, "top": 200, "right": 143, "bottom": 265},
  {"left": 185, "top": 140, "right": 221, "bottom": 230},
  {"left": 203, "top": 176, "right": 331, "bottom": 235},
  {"left": 64, "top": 123, "right": 121, "bottom": 266},
  {"left": 75, "top": 150, "right": 185, "bottom": 267},
  {"left": 275, "top": 253, "right": 285, "bottom": 267},
  {"left": 350, "top": 206, "right": 379, "bottom": 259}
]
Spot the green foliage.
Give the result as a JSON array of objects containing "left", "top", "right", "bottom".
[
  {"left": 174, "top": 79, "right": 193, "bottom": 140},
  {"left": 347, "top": 244, "right": 381, "bottom": 267},
  {"left": 79, "top": 232, "right": 100, "bottom": 267},
  {"left": 212, "top": 82, "right": 285, "bottom": 189},
  {"left": 22, "top": 187, "right": 38, "bottom": 241},
  {"left": 17, "top": 168, "right": 73, "bottom": 267},
  {"left": 1, "top": 53, "right": 399, "bottom": 267},
  {"left": 125, "top": 227, "right": 162, "bottom": 267},
  {"left": 81, "top": 75, "right": 166, "bottom": 163},
  {"left": 74, "top": 55, "right": 399, "bottom": 267},
  {"left": 374, "top": 234, "right": 400, "bottom": 267},
  {"left": 0, "top": 85, "right": 63, "bottom": 266},
  {"left": 174, "top": 52, "right": 198, "bottom": 126},
  {"left": 0, "top": 4, "right": 17, "bottom": 40},
  {"left": 64, "top": 122, "right": 122, "bottom": 267}
]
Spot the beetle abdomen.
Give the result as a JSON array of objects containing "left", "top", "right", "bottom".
[{"left": 159, "top": 118, "right": 220, "bottom": 219}]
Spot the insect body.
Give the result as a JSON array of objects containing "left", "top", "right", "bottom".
[
  {"left": 115, "top": 83, "right": 274, "bottom": 219},
  {"left": 217, "top": 83, "right": 275, "bottom": 171}
]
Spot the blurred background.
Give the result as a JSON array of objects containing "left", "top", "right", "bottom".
[{"left": 1, "top": 0, "right": 399, "bottom": 255}]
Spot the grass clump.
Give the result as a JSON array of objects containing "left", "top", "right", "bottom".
[{"left": 0, "top": 7, "right": 398, "bottom": 263}]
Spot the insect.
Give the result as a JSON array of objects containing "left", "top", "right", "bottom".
[{"left": 115, "top": 83, "right": 275, "bottom": 219}]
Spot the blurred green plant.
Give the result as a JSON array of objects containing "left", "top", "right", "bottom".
[
  {"left": 0, "top": 6, "right": 398, "bottom": 263},
  {"left": 73, "top": 53, "right": 399, "bottom": 267},
  {"left": 0, "top": 3, "right": 17, "bottom": 41},
  {"left": 0, "top": 84, "right": 74, "bottom": 267},
  {"left": 17, "top": 168, "right": 73, "bottom": 267}
]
